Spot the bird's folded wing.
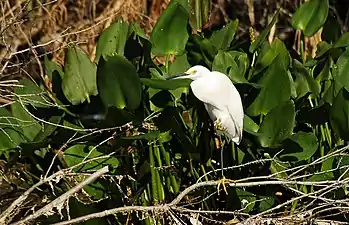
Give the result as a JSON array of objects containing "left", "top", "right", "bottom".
[{"left": 190, "top": 76, "right": 226, "bottom": 108}]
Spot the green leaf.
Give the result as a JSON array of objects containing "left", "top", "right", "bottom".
[
  {"left": 212, "top": 50, "right": 235, "bottom": 73},
  {"left": 34, "top": 115, "right": 62, "bottom": 142},
  {"left": 249, "top": 9, "right": 279, "bottom": 53},
  {"left": 333, "top": 49, "right": 349, "bottom": 92},
  {"left": 315, "top": 58, "right": 332, "bottom": 82},
  {"left": 236, "top": 188, "right": 256, "bottom": 213},
  {"left": 63, "top": 45, "right": 98, "bottom": 105},
  {"left": 254, "top": 38, "right": 290, "bottom": 75},
  {"left": 132, "top": 23, "right": 148, "bottom": 40},
  {"left": 330, "top": 88, "right": 349, "bottom": 140},
  {"left": 122, "top": 130, "right": 172, "bottom": 143},
  {"left": 141, "top": 78, "right": 192, "bottom": 90},
  {"left": 209, "top": 20, "right": 238, "bottom": 50},
  {"left": 258, "top": 196, "right": 275, "bottom": 212},
  {"left": 188, "top": 0, "right": 210, "bottom": 32},
  {"left": 247, "top": 56, "right": 291, "bottom": 116},
  {"left": 150, "top": 1, "right": 189, "bottom": 56},
  {"left": 44, "top": 56, "right": 64, "bottom": 79},
  {"left": 97, "top": 54, "right": 141, "bottom": 110},
  {"left": 64, "top": 144, "right": 119, "bottom": 171},
  {"left": 334, "top": 32, "right": 349, "bottom": 48},
  {"left": 258, "top": 100, "right": 295, "bottom": 148},
  {"left": 281, "top": 132, "right": 318, "bottom": 161},
  {"left": 15, "top": 78, "right": 51, "bottom": 108},
  {"left": 212, "top": 50, "right": 249, "bottom": 84},
  {"left": 169, "top": 54, "right": 190, "bottom": 74},
  {"left": 315, "top": 41, "right": 332, "bottom": 58},
  {"left": 64, "top": 144, "right": 119, "bottom": 200},
  {"left": 228, "top": 51, "right": 250, "bottom": 80},
  {"left": 308, "top": 153, "right": 335, "bottom": 181},
  {"left": 291, "top": 0, "right": 329, "bottom": 37},
  {"left": 243, "top": 115, "right": 259, "bottom": 135},
  {"left": 11, "top": 103, "right": 41, "bottom": 142},
  {"left": 0, "top": 108, "right": 24, "bottom": 151},
  {"left": 95, "top": 20, "right": 131, "bottom": 62},
  {"left": 265, "top": 153, "right": 290, "bottom": 179},
  {"left": 322, "top": 15, "right": 341, "bottom": 44},
  {"left": 293, "top": 59, "right": 320, "bottom": 98}
]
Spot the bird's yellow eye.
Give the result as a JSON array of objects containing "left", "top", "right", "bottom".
[{"left": 188, "top": 70, "right": 197, "bottom": 75}]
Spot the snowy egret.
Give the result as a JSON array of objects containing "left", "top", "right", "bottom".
[{"left": 167, "top": 65, "right": 244, "bottom": 187}]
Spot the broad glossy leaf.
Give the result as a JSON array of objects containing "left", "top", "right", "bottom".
[
  {"left": 308, "top": 153, "right": 335, "bottom": 181},
  {"left": 322, "top": 14, "right": 341, "bottom": 44},
  {"left": 249, "top": 9, "right": 279, "bottom": 53},
  {"left": 95, "top": 20, "right": 131, "bottom": 62},
  {"left": 243, "top": 115, "right": 259, "bottom": 135},
  {"left": 0, "top": 108, "right": 24, "bottom": 151},
  {"left": 212, "top": 50, "right": 248, "bottom": 84},
  {"left": 315, "top": 59, "right": 331, "bottom": 82},
  {"left": 258, "top": 100, "right": 295, "bottom": 148},
  {"left": 333, "top": 49, "right": 349, "bottom": 92},
  {"left": 63, "top": 45, "right": 97, "bottom": 105},
  {"left": 265, "top": 153, "right": 290, "bottom": 179},
  {"left": 258, "top": 196, "right": 275, "bottom": 212},
  {"left": 293, "top": 59, "right": 320, "bottom": 98},
  {"left": 44, "top": 56, "right": 64, "bottom": 79},
  {"left": 186, "top": 34, "right": 217, "bottom": 66},
  {"left": 132, "top": 23, "right": 148, "bottom": 40},
  {"left": 174, "top": 0, "right": 189, "bottom": 10},
  {"left": 333, "top": 32, "right": 349, "bottom": 48},
  {"left": 330, "top": 88, "right": 349, "bottom": 140},
  {"left": 287, "top": 70, "right": 297, "bottom": 99},
  {"left": 150, "top": 1, "right": 189, "bottom": 56},
  {"left": 228, "top": 51, "right": 250, "bottom": 79},
  {"left": 64, "top": 144, "right": 119, "bottom": 171},
  {"left": 315, "top": 41, "right": 332, "bottom": 58},
  {"left": 212, "top": 50, "right": 236, "bottom": 74},
  {"left": 254, "top": 38, "right": 290, "bottom": 75},
  {"left": 64, "top": 144, "right": 119, "bottom": 200},
  {"left": 15, "top": 78, "right": 51, "bottom": 108},
  {"left": 97, "top": 55, "right": 141, "bottom": 110},
  {"left": 291, "top": 0, "right": 329, "bottom": 37},
  {"left": 188, "top": 0, "right": 210, "bottom": 32},
  {"left": 141, "top": 78, "right": 192, "bottom": 90},
  {"left": 236, "top": 188, "right": 256, "bottom": 213},
  {"left": 247, "top": 56, "right": 291, "bottom": 116},
  {"left": 210, "top": 20, "right": 238, "bottom": 50},
  {"left": 150, "top": 68, "right": 163, "bottom": 79},
  {"left": 169, "top": 54, "right": 190, "bottom": 74},
  {"left": 281, "top": 132, "right": 318, "bottom": 161},
  {"left": 323, "top": 80, "right": 336, "bottom": 105},
  {"left": 11, "top": 103, "right": 41, "bottom": 141},
  {"left": 34, "top": 115, "right": 62, "bottom": 142},
  {"left": 122, "top": 130, "right": 172, "bottom": 143}
]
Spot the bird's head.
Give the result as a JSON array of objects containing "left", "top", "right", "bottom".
[{"left": 166, "top": 65, "right": 210, "bottom": 80}]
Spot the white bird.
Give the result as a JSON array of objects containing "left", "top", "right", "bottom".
[
  {"left": 167, "top": 65, "right": 244, "bottom": 144},
  {"left": 167, "top": 65, "right": 244, "bottom": 182}
]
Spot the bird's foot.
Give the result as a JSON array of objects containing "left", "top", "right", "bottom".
[
  {"left": 214, "top": 119, "right": 225, "bottom": 132},
  {"left": 217, "top": 176, "right": 234, "bottom": 195}
]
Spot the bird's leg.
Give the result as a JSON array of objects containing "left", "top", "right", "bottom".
[
  {"left": 214, "top": 120, "right": 230, "bottom": 195},
  {"left": 216, "top": 135, "right": 229, "bottom": 195}
]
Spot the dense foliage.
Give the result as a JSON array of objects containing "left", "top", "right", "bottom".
[{"left": 2, "top": 0, "right": 349, "bottom": 224}]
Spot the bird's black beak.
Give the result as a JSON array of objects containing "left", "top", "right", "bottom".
[{"left": 165, "top": 73, "right": 187, "bottom": 80}]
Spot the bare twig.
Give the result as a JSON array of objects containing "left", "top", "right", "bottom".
[{"left": 11, "top": 166, "right": 109, "bottom": 225}]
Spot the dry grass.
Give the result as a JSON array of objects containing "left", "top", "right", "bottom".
[{"left": 0, "top": 0, "right": 171, "bottom": 81}]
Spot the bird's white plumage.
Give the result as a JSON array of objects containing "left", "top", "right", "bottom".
[{"left": 178, "top": 65, "right": 244, "bottom": 144}]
